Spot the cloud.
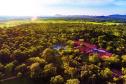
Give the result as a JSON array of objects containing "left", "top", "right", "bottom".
[
  {"left": 114, "top": 0, "right": 126, "bottom": 6},
  {"left": 43, "top": 0, "right": 126, "bottom": 15},
  {"left": 0, "top": 0, "right": 125, "bottom": 16}
]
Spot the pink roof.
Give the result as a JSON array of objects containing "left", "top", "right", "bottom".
[
  {"left": 74, "top": 40, "right": 112, "bottom": 57},
  {"left": 74, "top": 41, "right": 97, "bottom": 48}
]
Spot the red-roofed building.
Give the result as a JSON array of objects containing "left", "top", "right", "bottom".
[{"left": 74, "top": 40, "right": 112, "bottom": 58}]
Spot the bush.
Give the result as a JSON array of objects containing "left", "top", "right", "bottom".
[
  {"left": 66, "top": 79, "right": 80, "bottom": 84},
  {"left": 50, "top": 75, "right": 64, "bottom": 84}
]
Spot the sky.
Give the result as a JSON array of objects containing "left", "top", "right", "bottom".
[{"left": 0, "top": 0, "right": 126, "bottom": 16}]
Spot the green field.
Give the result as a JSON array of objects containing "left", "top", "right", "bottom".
[{"left": 0, "top": 19, "right": 120, "bottom": 28}]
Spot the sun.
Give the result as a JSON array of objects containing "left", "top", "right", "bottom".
[{"left": 31, "top": 16, "right": 38, "bottom": 21}]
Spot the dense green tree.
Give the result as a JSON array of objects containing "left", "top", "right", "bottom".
[
  {"left": 50, "top": 75, "right": 64, "bottom": 84},
  {"left": 66, "top": 79, "right": 80, "bottom": 84},
  {"left": 4, "top": 62, "right": 15, "bottom": 75},
  {"left": 100, "top": 68, "right": 112, "bottom": 79},
  {"left": 89, "top": 54, "right": 100, "bottom": 63},
  {"left": 43, "top": 63, "right": 57, "bottom": 77},
  {"left": 0, "top": 22, "right": 126, "bottom": 83},
  {"left": 0, "top": 48, "right": 11, "bottom": 63}
]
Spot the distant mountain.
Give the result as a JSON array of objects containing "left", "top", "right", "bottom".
[
  {"left": 109, "top": 14, "right": 126, "bottom": 18},
  {"left": 94, "top": 14, "right": 126, "bottom": 22},
  {"left": 0, "top": 16, "right": 31, "bottom": 22},
  {"left": 43, "top": 14, "right": 126, "bottom": 23},
  {"left": 0, "top": 14, "right": 126, "bottom": 23}
]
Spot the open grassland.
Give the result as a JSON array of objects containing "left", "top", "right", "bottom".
[{"left": 0, "top": 19, "right": 120, "bottom": 28}]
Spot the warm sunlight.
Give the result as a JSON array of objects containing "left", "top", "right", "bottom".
[
  {"left": 0, "top": 0, "right": 126, "bottom": 16},
  {"left": 0, "top": 0, "right": 126, "bottom": 84}
]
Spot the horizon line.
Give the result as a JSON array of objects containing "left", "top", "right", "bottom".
[{"left": 0, "top": 14, "right": 125, "bottom": 17}]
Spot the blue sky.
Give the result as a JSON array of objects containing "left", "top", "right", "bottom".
[{"left": 0, "top": 0, "right": 126, "bottom": 16}]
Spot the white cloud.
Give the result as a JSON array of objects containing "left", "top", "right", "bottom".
[
  {"left": 45, "top": 0, "right": 114, "bottom": 4},
  {"left": 0, "top": 0, "right": 125, "bottom": 16},
  {"left": 113, "top": 1, "right": 126, "bottom": 6},
  {"left": 0, "top": 0, "right": 40, "bottom": 16}
]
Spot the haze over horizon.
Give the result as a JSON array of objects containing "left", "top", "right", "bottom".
[{"left": 0, "top": 0, "right": 126, "bottom": 16}]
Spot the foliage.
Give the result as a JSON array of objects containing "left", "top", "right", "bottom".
[
  {"left": 89, "top": 54, "right": 100, "bottom": 63},
  {"left": 50, "top": 75, "right": 64, "bottom": 84},
  {"left": 100, "top": 68, "right": 112, "bottom": 79},
  {"left": 66, "top": 79, "right": 80, "bottom": 84},
  {"left": 0, "top": 23, "right": 126, "bottom": 83}
]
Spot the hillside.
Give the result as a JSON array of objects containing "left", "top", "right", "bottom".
[{"left": 41, "top": 14, "right": 126, "bottom": 23}]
